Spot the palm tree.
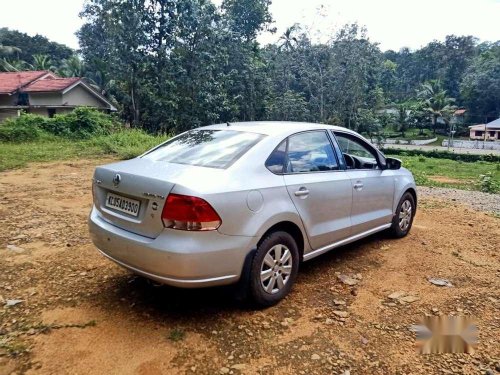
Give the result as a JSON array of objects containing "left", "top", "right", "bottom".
[
  {"left": 396, "top": 103, "right": 411, "bottom": 138},
  {"left": 278, "top": 25, "right": 299, "bottom": 51},
  {"left": 31, "top": 54, "right": 55, "bottom": 71},
  {"left": 418, "top": 80, "right": 456, "bottom": 133},
  {"left": 0, "top": 58, "right": 28, "bottom": 72},
  {"left": 0, "top": 43, "right": 21, "bottom": 57},
  {"left": 58, "top": 55, "right": 86, "bottom": 77}
]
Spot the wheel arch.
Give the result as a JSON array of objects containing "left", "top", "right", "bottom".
[{"left": 257, "top": 221, "right": 306, "bottom": 262}]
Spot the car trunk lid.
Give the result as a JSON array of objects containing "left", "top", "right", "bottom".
[{"left": 92, "top": 158, "right": 182, "bottom": 238}]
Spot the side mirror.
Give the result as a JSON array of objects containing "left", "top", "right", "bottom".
[{"left": 385, "top": 157, "right": 402, "bottom": 170}]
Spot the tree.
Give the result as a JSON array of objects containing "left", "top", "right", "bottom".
[
  {"left": 221, "top": 0, "right": 273, "bottom": 42},
  {"left": 0, "top": 27, "right": 73, "bottom": 66},
  {"left": 0, "top": 43, "right": 21, "bottom": 57},
  {"left": 418, "top": 80, "right": 456, "bottom": 133},
  {"left": 31, "top": 54, "right": 55, "bottom": 71},
  {"left": 265, "top": 90, "right": 310, "bottom": 121},
  {"left": 395, "top": 103, "right": 412, "bottom": 137},
  {"left": 461, "top": 44, "right": 500, "bottom": 122}
]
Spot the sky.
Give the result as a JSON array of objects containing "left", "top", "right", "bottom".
[{"left": 0, "top": 0, "right": 499, "bottom": 51}]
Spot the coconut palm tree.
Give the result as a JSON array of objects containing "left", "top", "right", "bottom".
[
  {"left": 418, "top": 80, "right": 456, "bottom": 133},
  {"left": 58, "top": 55, "right": 86, "bottom": 77},
  {"left": 31, "top": 54, "right": 56, "bottom": 71},
  {"left": 278, "top": 25, "right": 299, "bottom": 51},
  {"left": 0, "top": 43, "right": 21, "bottom": 57},
  {"left": 0, "top": 58, "right": 28, "bottom": 72}
]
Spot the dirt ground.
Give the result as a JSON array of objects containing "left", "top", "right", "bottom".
[{"left": 0, "top": 159, "right": 499, "bottom": 375}]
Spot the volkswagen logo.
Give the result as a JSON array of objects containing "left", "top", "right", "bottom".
[{"left": 112, "top": 174, "right": 121, "bottom": 186}]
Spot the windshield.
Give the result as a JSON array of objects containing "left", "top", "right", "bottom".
[{"left": 142, "top": 129, "right": 266, "bottom": 169}]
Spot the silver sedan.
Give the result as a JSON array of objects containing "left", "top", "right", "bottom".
[{"left": 88, "top": 122, "right": 417, "bottom": 306}]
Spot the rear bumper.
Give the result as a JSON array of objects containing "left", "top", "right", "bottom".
[{"left": 88, "top": 207, "right": 258, "bottom": 288}]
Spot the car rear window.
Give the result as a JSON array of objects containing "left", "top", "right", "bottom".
[{"left": 142, "top": 129, "right": 266, "bottom": 169}]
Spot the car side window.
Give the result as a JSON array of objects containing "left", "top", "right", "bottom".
[
  {"left": 286, "top": 131, "right": 339, "bottom": 173},
  {"left": 334, "top": 133, "right": 379, "bottom": 170},
  {"left": 265, "top": 140, "right": 287, "bottom": 174}
]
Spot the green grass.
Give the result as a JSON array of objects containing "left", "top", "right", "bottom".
[
  {"left": 390, "top": 154, "right": 500, "bottom": 192},
  {"left": 0, "top": 129, "right": 169, "bottom": 172},
  {"left": 1, "top": 132, "right": 498, "bottom": 193}
]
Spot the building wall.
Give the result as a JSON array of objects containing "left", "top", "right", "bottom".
[
  {"left": 29, "top": 107, "right": 49, "bottom": 116},
  {"left": 0, "top": 93, "right": 18, "bottom": 106},
  {"left": 469, "top": 129, "right": 499, "bottom": 140},
  {"left": 28, "top": 92, "right": 62, "bottom": 106},
  {"left": 62, "top": 85, "right": 107, "bottom": 108},
  {"left": 0, "top": 109, "right": 20, "bottom": 123}
]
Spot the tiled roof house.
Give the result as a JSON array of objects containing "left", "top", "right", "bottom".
[{"left": 0, "top": 71, "right": 116, "bottom": 122}]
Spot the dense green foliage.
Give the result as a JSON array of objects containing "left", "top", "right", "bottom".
[
  {"left": 75, "top": 0, "right": 500, "bottom": 134},
  {"left": 381, "top": 148, "right": 500, "bottom": 163},
  {"left": 1, "top": 1, "right": 499, "bottom": 136},
  {"left": 0, "top": 108, "right": 121, "bottom": 142},
  {"left": 0, "top": 28, "right": 73, "bottom": 66}
]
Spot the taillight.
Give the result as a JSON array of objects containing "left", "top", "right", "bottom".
[{"left": 161, "top": 194, "right": 221, "bottom": 231}]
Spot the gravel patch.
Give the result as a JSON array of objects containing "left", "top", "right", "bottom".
[{"left": 418, "top": 186, "right": 500, "bottom": 214}]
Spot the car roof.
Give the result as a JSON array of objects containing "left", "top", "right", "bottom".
[{"left": 199, "top": 121, "right": 357, "bottom": 137}]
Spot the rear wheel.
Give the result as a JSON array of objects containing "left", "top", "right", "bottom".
[
  {"left": 249, "top": 231, "right": 299, "bottom": 307},
  {"left": 389, "top": 192, "right": 415, "bottom": 238}
]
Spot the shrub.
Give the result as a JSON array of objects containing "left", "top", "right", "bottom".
[
  {"left": 0, "top": 108, "right": 121, "bottom": 142},
  {"left": 90, "top": 129, "right": 169, "bottom": 159},
  {"left": 478, "top": 173, "right": 499, "bottom": 193},
  {"left": 380, "top": 148, "right": 500, "bottom": 163},
  {"left": 49, "top": 107, "right": 120, "bottom": 139},
  {"left": 0, "top": 114, "right": 50, "bottom": 142}
]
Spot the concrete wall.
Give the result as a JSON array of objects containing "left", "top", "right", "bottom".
[
  {"left": 442, "top": 139, "right": 500, "bottom": 150},
  {"left": 62, "top": 85, "right": 108, "bottom": 108},
  {"left": 370, "top": 137, "right": 437, "bottom": 146},
  {"left": 0, "top": 109, "right": 20, "bottom": 123},
  {"left": 28, "top": 93, "right": 62, "bottom": 106},
  {"left": 0, "top": 94, "right": 18, "bottom": 106},
  {"left": 29, "top": 107, "right": 50, "bottom": 116}
]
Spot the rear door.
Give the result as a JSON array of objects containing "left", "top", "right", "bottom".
[
  {"left": 282, "top": 131, "right": 352, "bottom": 250},
  {"left": 333, "top": 132, "right": 395, "bottom": 234}
]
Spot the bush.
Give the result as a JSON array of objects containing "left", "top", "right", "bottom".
[
  {"left": 380, "top": 148, "right": 500, "bottom": 163},
  {"left": 0, "top": 114, "right": 50, "bottom": 142},
  {"left": 0, "top": 108, "right": 121, "bottom": 142},
  {"left": 478, "top": 173, "right": 499, "bottom": 193},
  {"left": 90, "top": 129, "right": 169, "bottom": 159},
  {"left": 49, "top": 107, "right": 120, "bottom": 139}
]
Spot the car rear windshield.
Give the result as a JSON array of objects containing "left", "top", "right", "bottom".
[{"left": 142, "top": 129, "right": 266, "bottom": 169}]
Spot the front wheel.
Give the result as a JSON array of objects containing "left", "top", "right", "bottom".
[
  {"left": 249, "top": 231, "right": 299, "bottom": 307},
  {"left": 389, "top": 192, "right": 416, "bottom": 238}
]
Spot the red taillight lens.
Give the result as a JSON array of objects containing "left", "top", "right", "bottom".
[{"left": 161, "top": 194, "right": 221, "bottom": 231}]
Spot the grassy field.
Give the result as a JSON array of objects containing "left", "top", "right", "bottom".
[
  {"left": 390, "top": 154, "right": 500, "bottom": 192},
  {"left": 0, "top": 130, "right": 169, "bottom": 171},
  {"left": 1, "top": 133, "right": 498, "bottom": 193}
]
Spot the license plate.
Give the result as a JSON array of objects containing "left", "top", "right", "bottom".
[{"left": 105, "top": 192, "right": 140, "bottom": 217}]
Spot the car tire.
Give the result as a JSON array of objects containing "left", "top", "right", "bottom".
[
  {"left": 389, "top": 192, "right": 415, "bottom": 238},
  {"left": 249, "top": 231, "right": 299, "bottom": 307}
]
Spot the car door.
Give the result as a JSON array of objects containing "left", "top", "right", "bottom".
[
  {"left": 282, "top": 130, "right": 352, "bottom": 250},
  {"left": 333, "top": 131, "right": 395, "bottom": 234}
]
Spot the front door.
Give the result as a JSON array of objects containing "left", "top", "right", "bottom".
[
  {"left": 283, "top": 131, "right": 353, "bottom": 250},
  {"left": 334, "top": 132, "right": 395, "bottom": 234}
]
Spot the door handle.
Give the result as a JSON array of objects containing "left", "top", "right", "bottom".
[
  {"left": 353, "top": 181, "right": 364, "bottom": 190},
  {"left": 294, "top": 187, "right": 310, "bottom": 197}
]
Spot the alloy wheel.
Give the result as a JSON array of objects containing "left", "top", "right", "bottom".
[
  {"left": 260, "top": 244, "right": 293, "bottom": 294},
  {"left": 399, "top": 200, "right": 412, "bottom": 231}
]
